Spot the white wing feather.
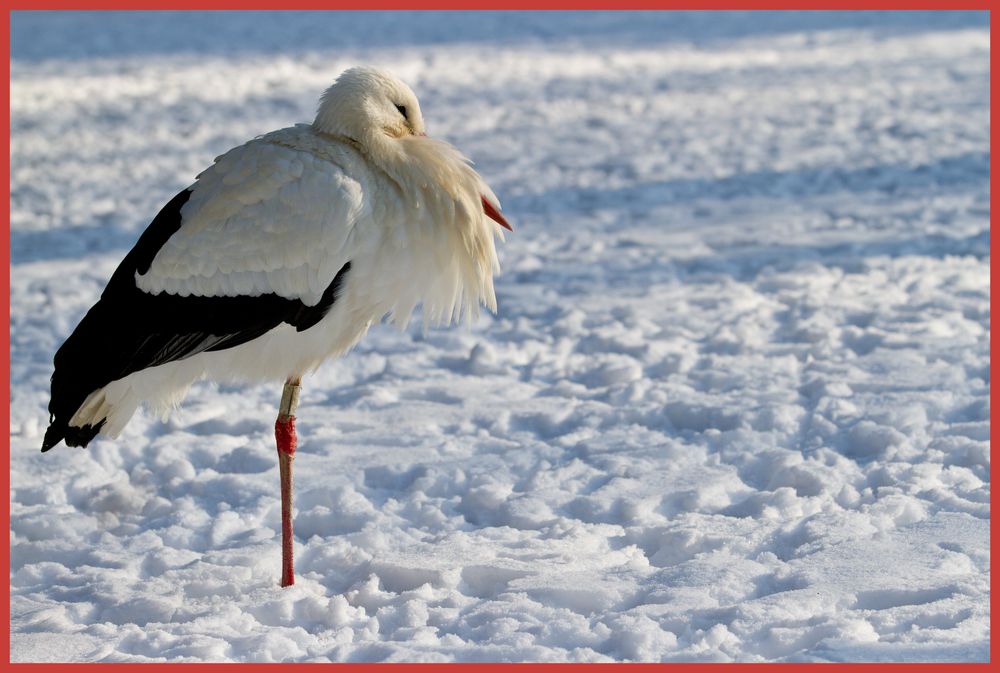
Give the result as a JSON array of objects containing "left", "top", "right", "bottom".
[{"left": 136, "top": 128, "right": 365, "bottom": 306}]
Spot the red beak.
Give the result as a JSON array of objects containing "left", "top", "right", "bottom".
[{"left": 482, "top": 195, "right": 513, "bottom": 231}]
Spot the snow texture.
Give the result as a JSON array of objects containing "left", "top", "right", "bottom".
[{"left": 9, "top": 10, "right": 990, "bottom": 663}]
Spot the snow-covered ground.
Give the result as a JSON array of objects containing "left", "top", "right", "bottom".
[{"left": 9, "top": 11, "right": 990, "bottom": 662}]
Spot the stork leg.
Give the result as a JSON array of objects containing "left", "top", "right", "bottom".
[{"left": 275, "top": 377, "right": 301, "bottom": 587}]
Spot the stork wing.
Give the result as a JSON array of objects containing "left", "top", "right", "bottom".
[
  {"left": 44, "top": 136, "right": 361, "bottom": 449},
  {"left": 134, "top": 136, "right": 362, "bottom": 305}
]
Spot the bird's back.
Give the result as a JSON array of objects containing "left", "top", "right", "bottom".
[{"left": 42, "top": 126, "right": 376, "bottom": 450}]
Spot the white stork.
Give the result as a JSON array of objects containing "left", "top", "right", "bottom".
[{"left": 41, "top": 66, "right": 511, "bottom": 588}]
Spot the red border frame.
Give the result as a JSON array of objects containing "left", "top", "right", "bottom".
[
  {"left": 2, "top": 3, "right": 996, "bottom": 9},
  {"left": 5, "top": 5, "right": 994, "bottom": 669},
  {"left": 5, "top": 8, "right": 12, "bottom": 667}
]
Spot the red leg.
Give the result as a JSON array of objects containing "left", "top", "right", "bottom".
[{"left": 275, "top": 379, "right": 300, "bottom": 588}]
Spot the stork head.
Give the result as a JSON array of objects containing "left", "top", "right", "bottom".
[
  {"left": 314, "top": 66, "right": 426, "bottom": 141},
  {"left": 313, "top": 65, "right": 513, "bottom": 247}
]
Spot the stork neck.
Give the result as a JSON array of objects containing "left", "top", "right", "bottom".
[
  {"left": 314, "top": 130, "right": 365, "bottom": 154},
  {"left": 313, "top": 127, "right": 411, "bottom": 191}
]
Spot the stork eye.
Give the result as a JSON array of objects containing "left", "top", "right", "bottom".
[{"left": 395, "top": 104, "right": 408, "bottom": 119}]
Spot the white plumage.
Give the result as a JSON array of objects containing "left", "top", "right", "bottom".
[{"left": 49, "top": 66, "right": 509, "bottom": 444}]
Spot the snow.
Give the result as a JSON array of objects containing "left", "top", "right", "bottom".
[{"left": 9, "top": 10, "right": 990, "bottom": 663}]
